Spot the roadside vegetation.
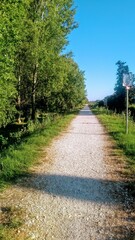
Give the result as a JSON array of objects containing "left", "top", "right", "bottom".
[
  {"left": 0, "top": 0, "right": 87, "bottom": 189},
  {"left": 91, "top": 106, "right": 135, "bottom": 197},
  {"left": 0, "top": 112, "right": 77, "bottom": 190},
  {"left": 0, "top": 0, "right": 86, "bottom": 190},
  {"left": 0, "top": 111, "right": 77, "bottom": 240},
  {"left": 90, "top": 60, "right": 135, "bottom": 175},
  {"left": 91, "top": 106, "right": 135, "bottom": 175}
]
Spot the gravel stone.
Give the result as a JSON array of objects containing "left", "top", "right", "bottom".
[{"left": 0, "top": 105, "right": 135, "bottom": 239}]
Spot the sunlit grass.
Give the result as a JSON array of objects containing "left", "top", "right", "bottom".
[
  {"left": 0, "top": 113, "right": 76, "bottom": 188},
  {"left": 92, "top": 107, "right": 135, "bottom": 173}
]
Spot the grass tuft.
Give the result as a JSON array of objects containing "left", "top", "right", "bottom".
[{"left": 0, "top": 206, "right": 29, "bottom": 240}]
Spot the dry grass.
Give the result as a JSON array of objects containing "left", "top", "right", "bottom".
[{"left": 0, "top": 206, "right": 30, "bottom": 240}]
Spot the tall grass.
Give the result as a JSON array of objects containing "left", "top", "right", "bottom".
[{"left": 92, "top": 107, "right": 135, "bottom": 173}]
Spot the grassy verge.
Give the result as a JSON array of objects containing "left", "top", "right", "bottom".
[
  {"left": 0, "top": 113, "right": 76, "bottom": 189},
  {"left": 91, "top": 107, "right": 135, "bottom": 174}
]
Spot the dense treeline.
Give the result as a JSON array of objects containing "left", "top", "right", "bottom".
[
  {"left": 0, "top": 0, "right": 86, "bottom": 127},
  {"left": 103, "top": 61, "right": 135, "bottom": 115}
]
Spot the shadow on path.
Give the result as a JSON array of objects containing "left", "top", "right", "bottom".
[
  {"left": 19, "top": 174, "right": 129, "bottom": 206},
  {"left": 79, "top": 105, "right": 93, "bottom": 116},
  {"left": 21, "top": 174, "right": 134, "bottom": 239}
]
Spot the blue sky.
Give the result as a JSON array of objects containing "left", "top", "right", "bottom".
[{"left": 65, "top": 0, "right": 135, "bottom": 101}]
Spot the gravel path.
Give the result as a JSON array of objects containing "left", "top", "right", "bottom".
[{"left": 0, "top": 105, "right": 135, "bottom": 239}]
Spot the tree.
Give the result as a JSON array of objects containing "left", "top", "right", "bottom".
[
  {"left": 114, "top": 60, "right": 129, "bottom": 95},
  {"left": 36, "top": 55, "right": 86, "bottom": 113},
  {"left": 106, "top": 61, "right": 135, "bottom": 113},
  {"left": 112, "top": 61, "right": 129, "bottom": 112},
  {"left": 0, "top": 0, "right": 29, "bottom": 126},
  {"left": 0, "top": 0, "right": 84, "bottom": 126},
  {"left": 22, "top": 0, "right": 77, "bottom": 119},
  {"left": 55, "top": 57, "right": 86, "bottom": 112}
]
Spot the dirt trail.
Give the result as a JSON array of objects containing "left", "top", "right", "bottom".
[{"left": 0, "top": 106, "right": 135, "bottom": 239}]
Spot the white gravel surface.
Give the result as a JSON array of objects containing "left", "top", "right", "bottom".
[{"left": 0, "top": 105, "right": 135, "bottom": 239}]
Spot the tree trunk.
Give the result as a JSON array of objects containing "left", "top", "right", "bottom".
[
  {"left": 18, "top": 70, "right": 21, "bottom": 123},
  {"left": 31, "top": 63, "right": 38, "bottom": 120}
]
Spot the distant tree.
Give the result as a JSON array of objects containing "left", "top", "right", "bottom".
[
  {"left": 114, "top": 60, "right": 129, "bottom": 94},
  {"left": 40, "top": 56, "right": 86, "bottom": 112},
  {"left": 61, "top": 57, "right": 86, "bottom": 111},
  {"left": 98, "top": 100, "right": 104, "bottom": 107},
  {"left": 106, "top": 61, "right": 135, "bottom": 113},
  {"left": 112, "top": 61, "right": 129, "bottom": 112}
]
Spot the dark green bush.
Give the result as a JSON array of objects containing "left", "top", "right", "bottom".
[{"left": 129, "top": 105, "right": 135, "bottom": 120}]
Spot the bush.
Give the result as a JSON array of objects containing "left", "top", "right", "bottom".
[{"left": 129, "top": 104, "right": 135, "bottom": 121}]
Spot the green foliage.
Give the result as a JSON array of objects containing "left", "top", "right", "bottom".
[
  {"left": 105, "top": 60, "right": 135, "bottom": 113},
  {"left": 0, "top": 0, "right": 31, "bottom": 127},
  {"left": 42, "top": 56, "right": 86, "bottom": 112},
  {"left": 0, "top": 0, "right": 86, "bottom": 125},
  {"left": 129, "top": 104, "right": 135, "bottom": 120},
  {"left": 108, "top": 60, "right": 128, "bottom": 112},
  {"left": 114, "top": 60, "right": 129, "bottom": 95}
]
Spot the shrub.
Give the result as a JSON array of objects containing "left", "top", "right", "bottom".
[{"left": 129, "top": 104, "right": 135, "bottom": 121}]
